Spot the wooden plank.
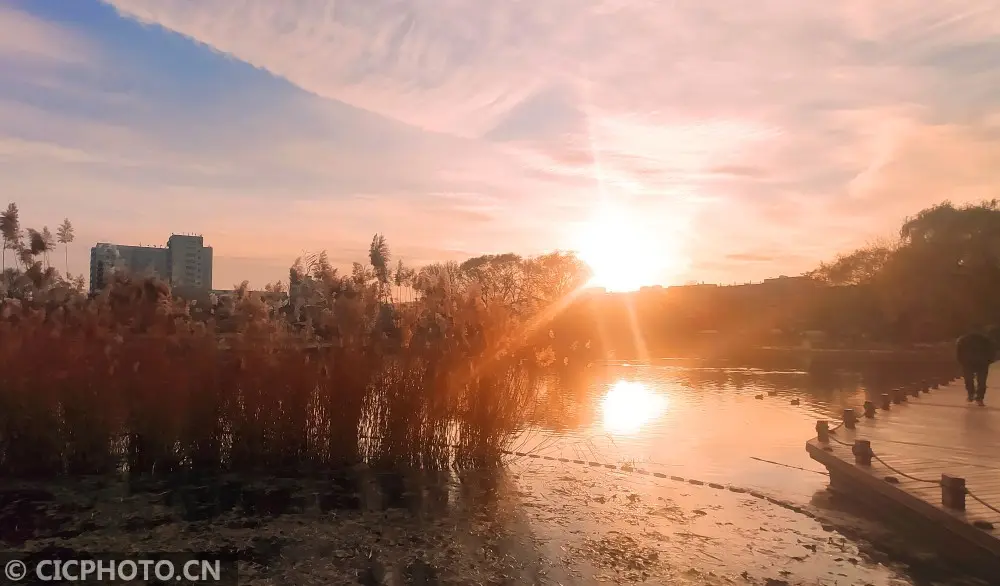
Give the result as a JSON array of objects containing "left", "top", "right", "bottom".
[
  {"left": 808, "top": 441, "right": 1000, "bottom": 558},
  {"left": 805, "top": 366, "right": 1000, "bottom": 567}
]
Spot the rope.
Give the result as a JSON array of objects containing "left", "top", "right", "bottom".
[
  {"left": 797, "top": 376, "right": 1000, "bottom": 517},
  {"left": 869, "top": 452, "right": 939, "bottom": 485},
  {"left": 967, "top": 489, "right": 1000, "bottom": 516},
  {"left": 750, "top": 456, "right": 829, "bottom": 476},
  {"left": 822, "top": 432, "right": 1000, "bottom": 513},
  {"left": 506, "top": 448, "right": 830, "bottom": 522},
  {"left": 827, "top": 434, "right": 852, "bottom": 447},
  {"left": 819, "top": 431, "right": 1000, "bottom": 515}
]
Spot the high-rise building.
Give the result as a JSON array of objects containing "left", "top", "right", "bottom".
[
  {"left": 166, "top": 234, "right": 213, "bottom": 291},
  {"left": 89, "top": 234, "right": 213, "bottom": 294},
  {"left": 90, "top": 243, "right": 169, "bottom": 293}
]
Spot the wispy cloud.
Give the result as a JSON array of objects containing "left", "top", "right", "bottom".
[
  {"left": 0, "top": 4, "right": 97, "bottom": 65},
  {"left": 4, "top": 0, "right": 1000, "bottom": 286}
]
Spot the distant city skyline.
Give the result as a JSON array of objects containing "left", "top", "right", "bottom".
[{"left": 5, "top": 1, "right": 1000, "bottom": 290}]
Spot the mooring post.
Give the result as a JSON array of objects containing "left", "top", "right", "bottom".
[
  {"left": 941, "top": 475, "right": 966, "bottom": 511},
  {"left": 891, "top": 388, "right": 903, "bottom": 404},
  {"left": 863, "top": 401, "right": 876, "bottom": 418},
  {"left": 852, "top": 439, "right": 873, "bottom": 466},
  {"left": 816, "top": 420, "right": 830, "bottom": 443},
  {"left": 842, "top": 408, "right": 857, "bottom": 430},
  {"left": 880, "top": 393, "right": 891, "bottom": 410}
]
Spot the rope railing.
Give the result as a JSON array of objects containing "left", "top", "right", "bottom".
[
  {"left": 502, "top": 447, "right": 831, "bottom": 522},
  {"left": 968, "top": 490, "right": 1000, "bottom": 516},
  {"left": 809, "top": 373, "right": 1000, "bottom": 522}
]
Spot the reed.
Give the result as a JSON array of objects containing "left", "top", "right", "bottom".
[{"left": 0, "top": 244, "right": 586, "bottom": 479}]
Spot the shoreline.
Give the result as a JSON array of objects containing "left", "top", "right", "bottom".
[{"left": 3, "top": 463, "right": 988, "bottom": 585}]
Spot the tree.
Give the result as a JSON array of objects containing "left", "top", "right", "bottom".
[
  {"left": 525, "top": 251, "right": 592, "bottom": 307},
  {"left": 0, "top": 203, "right": 20, "bottom": 271},
  {"left": 393, "top": 259, "right": 415, "bottom": 303},
  {"left": 810, "top": 200, "right": 1000, "bottom": 342},
  {"left": 413, "top": 261, "right": 465, "bottom": 311},
  {"left": 56, "top": 218, "right": 75, "bottom": 276},
  {"left": 23, "top": 228, "right": 50, "bottom": 272},
  {"left": 460, "top": 254, "right": 526, "bottom": 310},
  {"left": 369, "top": 234, "right": 391, "bottom": 303},
  {"left": 41, "top": 226, "right": 55, "bottom": 269},
  {"left": 351, "top": 262, "right": 375, "bottom": 288},
  {"left": 807, "top": 241, "right": 897, "bottom": 286},
  {"left": 233, "top": 280, "right": 250, "bottom": 300}
]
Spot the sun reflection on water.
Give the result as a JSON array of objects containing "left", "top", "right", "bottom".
[{"left": 601, "top": 380, "right": 668, "bottom": 436}]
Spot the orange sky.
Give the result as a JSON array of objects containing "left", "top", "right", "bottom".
[{"left": 4, "top": 1, "right": 1000, "bottom": 290}]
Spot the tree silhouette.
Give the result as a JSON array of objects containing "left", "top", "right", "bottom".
[
  {"left": 56, "top": 218, "right": 75, "bottom": 276},
  {"left": 369, "top": 233, "right": 391, "bottom": 303},
  {"left": 0, "top": 203, "right": 19, "bottom": 271},
  {"left": 393, "top": 259, "right": 415, "bottom": 303},
  {"left": 41, "top": 226, "right": 55, "bottom": 269}
]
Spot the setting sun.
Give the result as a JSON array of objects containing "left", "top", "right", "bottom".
[
  {"left": 601, "top": 380, "right": 669, "bottom": 435},
  {"left": 574, "top": 201, "right": 689, "bottom": 292}
]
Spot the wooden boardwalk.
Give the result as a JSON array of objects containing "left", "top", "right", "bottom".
[{"left": 806, "top": 365, "right": 1000, "bottom": 568}]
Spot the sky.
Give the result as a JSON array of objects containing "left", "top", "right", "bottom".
[{"left": 3, "top": 0, "right": 1000, "bottom": 290}]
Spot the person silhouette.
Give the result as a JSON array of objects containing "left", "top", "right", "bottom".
[{"left": 956, "top": 328, "right": 998, "bottom": 406}]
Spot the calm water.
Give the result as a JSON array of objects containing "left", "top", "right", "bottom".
[
  {"left": 518, "top": 356, "right": 955, "bottom": 502},
  {"left": 499, "top": 355, "right": 970, "bottom": 584}
]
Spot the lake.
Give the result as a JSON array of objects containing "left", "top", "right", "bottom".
[
  {"left": 518, "top": 355, "right": 955, "bottom": 501},
  {"left": 498, "top": 354, "right": 980, "bottom": 585}
]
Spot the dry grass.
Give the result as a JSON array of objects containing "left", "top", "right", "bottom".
[{"left": 0, "top": 259, "right": 572, "bottom": 479}]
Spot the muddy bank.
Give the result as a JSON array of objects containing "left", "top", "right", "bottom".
[
  {"left": 1, "top": 469, "right": 549, "bottom": 585},
  {"left": 0, "top": 463, "right": 989, "bottom": 585}
]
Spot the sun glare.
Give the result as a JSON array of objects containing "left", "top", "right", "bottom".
[
  {"left": 574, "top": 201, "right": 688, "bottom": 292},
  {"left": 601, "top": 380, "right": 668, "bottom": 436}
]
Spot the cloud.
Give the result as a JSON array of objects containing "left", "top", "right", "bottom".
[
  {"left": 6, "top": 0, "right": 1000, "bottom": 287},
  {"left": 101, "top": 1, "right": 999, "bottom": 126},
  {"left": 101, "top": 2, "right": 999, "bottom": 178},
  {"left": 0, "top": 5, "right": 97, "bottom": 65}
]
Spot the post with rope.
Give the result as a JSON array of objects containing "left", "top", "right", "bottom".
[
  {"left": 942, "top": 475, "right": 966, "bottom": 511},
  {"left": 852, "top": 439, "right": 873, "bottom": 467},
  {"left": 842, "top": 408, "right": 857, "bottom": 430},
  {"left": 863, "top": 401, "right": 876, "bottom": 418},
  {"left": 816, "top": 420, "right": 829, "bottom": 443}
]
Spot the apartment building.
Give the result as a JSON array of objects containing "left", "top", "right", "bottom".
[
  {"left": 166, "top": 234, "right": 213, "bottom": 291},
  {"left": 89, "top": 234, "right": 213, "bottom": 293}
]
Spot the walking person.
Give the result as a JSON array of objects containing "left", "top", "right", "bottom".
[{"left": 956, "top": 328, "right": 997, "bottom": 406}]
